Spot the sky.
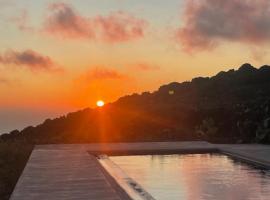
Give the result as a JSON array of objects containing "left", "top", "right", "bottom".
[{"left": 1, "top": 0, "right": 270, "bottom": 133}]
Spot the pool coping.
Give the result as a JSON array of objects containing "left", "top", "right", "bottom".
[
  {"left": 97, "top": 155, "right": 156, "bottom": 200},
  {"left": 220, "top": 149, "right": 270, "bottom": 169},
  {"left": 88, "top": 147, "right": 270, "bottom": 170},
  {"left": 90, "top": 154, "right": 134, "bottom": 200}
]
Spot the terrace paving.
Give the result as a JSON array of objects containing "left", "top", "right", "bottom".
[{"left": 10, "top": 142, "right": 270, "bottom": 200}]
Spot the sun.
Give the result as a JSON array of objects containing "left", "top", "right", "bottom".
[{"left": 96, "top": 100, "right": 105, "bottom": 107}]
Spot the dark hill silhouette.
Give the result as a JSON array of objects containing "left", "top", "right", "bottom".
[{"left": 2, "top": 63, "right": 270, "bottom": 144}]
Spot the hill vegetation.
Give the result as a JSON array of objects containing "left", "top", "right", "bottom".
[{"left": 1, "top": 63, "right": 270, "bottom": 144}]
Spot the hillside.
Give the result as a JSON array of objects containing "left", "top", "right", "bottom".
[{"left": 1, "top": 63, "right": 270, "bottom": 144}]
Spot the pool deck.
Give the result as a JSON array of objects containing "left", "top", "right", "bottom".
[{"left": 10, "top": 142, "right": 270, "bottom": 200}]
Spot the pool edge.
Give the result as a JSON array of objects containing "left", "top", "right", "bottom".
[{"left": 97, "top": 155, "right": 156, "bottom": 200}]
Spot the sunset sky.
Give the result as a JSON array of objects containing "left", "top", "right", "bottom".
[{"left": 1, "top": 0, "right": 270, "bottom": 133}]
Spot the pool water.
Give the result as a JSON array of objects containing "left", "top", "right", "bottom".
[{"left": 110, "top": 154, "right": 270, "bottom": 200}]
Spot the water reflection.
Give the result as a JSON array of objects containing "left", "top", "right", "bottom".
[{"left": 111, "top": 154, "right": 270, "bottom": 200}]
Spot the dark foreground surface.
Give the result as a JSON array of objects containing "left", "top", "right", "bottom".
[
  {"left": 0, "top": 142, "right": 33, "bottom": 200},
  {"left": 9, "top": 142, "right": 270, "bottom": 200}
]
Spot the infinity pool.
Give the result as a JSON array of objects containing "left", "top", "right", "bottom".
[{"left": 110, "top": 154, "right": 270, "bottom": 200}]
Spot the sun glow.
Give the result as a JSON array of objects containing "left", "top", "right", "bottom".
[{"left": 96, "top": 100, "right": 105, "bottom": 107}]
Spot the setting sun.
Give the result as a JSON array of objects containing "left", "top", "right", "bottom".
[{"left": 96, "top": 100, "right": 105, "bottom": 107}]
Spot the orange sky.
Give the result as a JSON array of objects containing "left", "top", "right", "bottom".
[{"left": 1, "top": 0, "right": 270, "bottom": 132}]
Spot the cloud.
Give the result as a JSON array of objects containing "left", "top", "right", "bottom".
[
  {"left": 0, "top": 49, "right": 59, "bottom": 72},
  {"left": 84, "top": 67, "right": 126, "bottom": 80},
  {"left": 94, "top": 11, "right": 146, "bottom": 43},
  {"left": 131, "top": 62, "right": 160, "bottom": 71},
  {"left": 43, "top": 3, "right": 146, "bottom": 42},
  {"left": 44, "top": 3, "right": 95, "bottom": 39},
  {"left": 176, "top": 0, "right": 270, "bottom": 52},
  {"left": 0, "top": 77, "right": 9, "bottom": 84},
  {"left": 11, "top": 10, "right": 35, "bottom": 32}
]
